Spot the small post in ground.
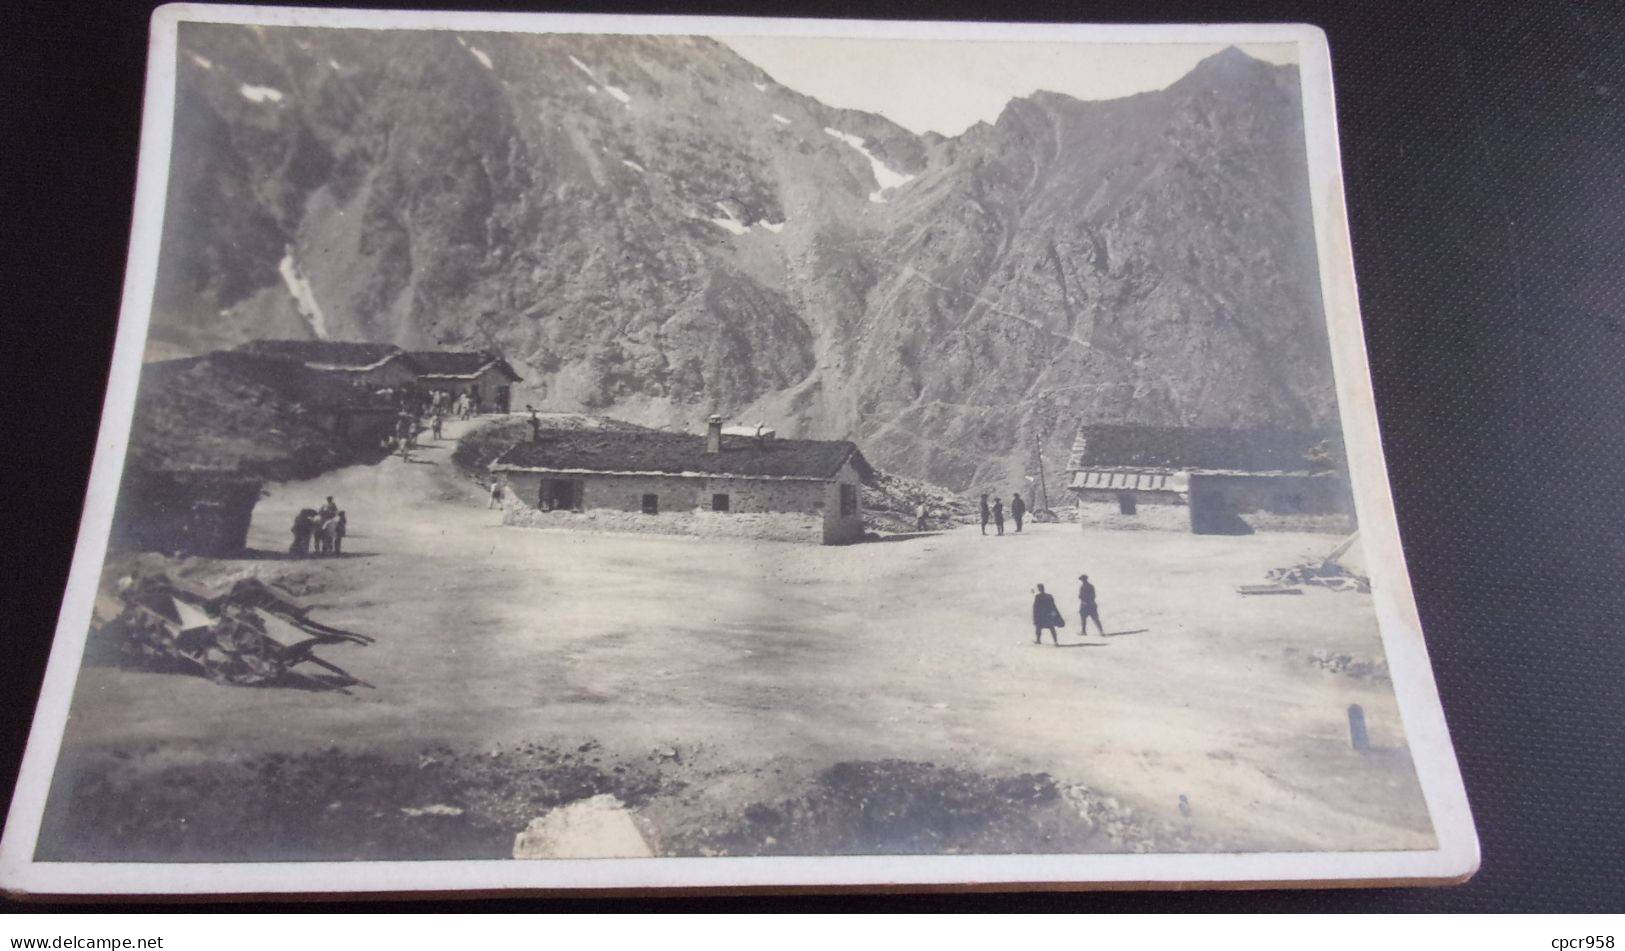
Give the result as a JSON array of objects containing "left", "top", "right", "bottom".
[{"left": 1347, "top": 703, "right": 1370, "bottom": 750}]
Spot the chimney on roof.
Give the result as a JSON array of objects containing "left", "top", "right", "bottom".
[{"left": 706, "top": 414, "right": 723, "bottom": 454}]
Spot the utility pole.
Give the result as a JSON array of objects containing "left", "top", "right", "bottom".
[{"left": 1035, "top": 432, "right": 1051, "bottom": 511}]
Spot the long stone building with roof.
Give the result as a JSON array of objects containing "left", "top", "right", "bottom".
[
  {"left": 1065, "top": 423, "right": 1354, "bottom": 534},
  {"left": 234, "top": 340, "right": 523, "bottom": 411},
  {"left": 492, "top": 415, "right": 873, "bottom": 544}
]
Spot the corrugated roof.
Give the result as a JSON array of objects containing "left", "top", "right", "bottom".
[
  {"left": 406, "top": 350, "right": 523, "bottom": 380},
  {"left": 235, "top": 339, "right": 409, "bottom": 369},
  {"left": 494, "top": 429, "right": 872, "bottom": 481},
  {"left": 1067, "top": 424, "right": 1336, "bottom": 473}
]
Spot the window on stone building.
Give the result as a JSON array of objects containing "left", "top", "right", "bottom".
[
  {"left": 641, "top": 493, "right": 659, "bottom": 515},
  {"left": 712, "top": 493, "right": 730, "bottom": 512},
  {"left": 839, "top": 483, "right": 858, "bottom": 517}
]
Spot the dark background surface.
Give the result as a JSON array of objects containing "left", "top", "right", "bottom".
[{"left": 2, "top": 0, "right": 1620, "bottom": 913}]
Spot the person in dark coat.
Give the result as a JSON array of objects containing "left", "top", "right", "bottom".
[
  {"left": 1032, "top": 584, "right": 1064, "bottom": 645},
  {"left": 289, "top": 509, "right": 316, "bottom": 556},
  {"left": 1011, "top": 493, "right": 1027, "bottom": 533},
  {"left": 1077, "top": 573, "right": 1105, "bottom": 636},
  {"left": 992, "top": 497, "right": 1005, "bottom": 536},
  {"left": 979, "top": 494, "right": 991, "bottom": 535}
]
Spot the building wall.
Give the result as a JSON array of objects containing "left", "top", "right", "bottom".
[
  {"left": 110, "top": 473, "right": 261, "bottom": 556},
  {"left": 313, "top": 407, "right": 397, "bottom": 447},
  {"left": 1189, "top": 473, "right": 1354, "bottom": 535},
  {"left": 498, "top": 470, "right": 839, "bottom": 544},
  {"left": 423, "top": 368, "right": 516, "bottom": 411},
  {"left": 1073, "top": 492, "right": 1192, "bottom": 532},
  {"left": 821, "top": 460, "right": 867, "bottom": 544},
  {"left": 1072, "top": 474, "right": 1354, "bottom": 534}
]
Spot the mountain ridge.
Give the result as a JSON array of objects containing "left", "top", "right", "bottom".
[{"left": 150, "top": 27, "right": 1337, "bottom": 493}]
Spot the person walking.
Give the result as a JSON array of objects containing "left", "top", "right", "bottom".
[
  {"left": 915, "top": 502, "right": 929, "bottom": 532},
  {"left": 319, "top": 496, "right": 338, "bottom": 522},
  {"left": 1077, "top": 574, "right": 1105, "bottom": 636},
  {"left": 979, "top": 494, "right": 990, "bottom": 535},
  {"left": 331, "top": 512, "right": 347, "bottom": 555},
  {"left": 489, "top": 477, "right": 505, "bottom": 510},
  {"left": 1011, "top": 493, "right": 1027, "bottom": 533},
  {"left": 1032, "top": 584, "right": 1065, "bottom": 646},
  {"left": 992, "top": 497, "right": 1005, "bottom": 536},
  {"left": 432, "top": 412, "right": 444, "bottom": 441}
]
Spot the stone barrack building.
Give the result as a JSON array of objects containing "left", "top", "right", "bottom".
[
  {"left": 1065, "top": 423, "right": 1354, "bottom": 534},
  {"left": 493, "top": 417, "right": 873, "bottom": 544},
  {"left": 234, "top": 340, "right": 522, "bottom": 411}
]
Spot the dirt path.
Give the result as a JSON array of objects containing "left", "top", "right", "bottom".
[{"left": 54, "top": 417, "right": 1435, "bottom": 858}]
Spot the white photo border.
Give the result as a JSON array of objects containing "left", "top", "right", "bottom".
[{"left": 0, "top": 3, "right": 1478, "bottom": 897}]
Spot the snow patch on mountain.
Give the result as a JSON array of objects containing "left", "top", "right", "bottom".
[
  {"left": 771, "top": 113, "right": 791, "bottom": 125},
  {"left": 456, "top": 37, "right": 494, "bottom": 70},
  {"left": 759, "top": 220, "right": 787, "bottom": 233},
  {"left": 823, "top": 127, "right": 915, "bottom": 202},
  {"left": 568, "top": 55, "right": 597, "bottom": 80},
  {"left": 277, "top": 251, "right": 326, "bottom": 338},
  {"left": 189, "top": 53, "right": 213, "bottom": 69},
  {"left": 709, "top": 203, "right": 749, "bottom": 235},
  {"left": 753, "top": 81, "right": 767, "bottom": 92},
  {"left": 603, "top": 84, "right": 632, "bottom": 106},
  {"left": 621, "top": 159, "right": 645, "bottom": 173},
  {"left": 239, "top": 84, "right": 284, "bottom": 104}
]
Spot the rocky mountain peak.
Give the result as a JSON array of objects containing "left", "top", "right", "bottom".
[{"left": 150, "top": 28, "right": 1338, "bottom": 493}]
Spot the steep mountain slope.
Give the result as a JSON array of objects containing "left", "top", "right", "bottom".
[{"left": 153, "top": 26, "right": 1337, "bottom": 492}]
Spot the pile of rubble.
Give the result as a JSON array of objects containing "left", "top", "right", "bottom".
[
  {"left": 94, "top": 572, "right": 374, "bottom": 689},
  {"left": 1305, "top": 650, "right": 1389, "bottom": 680},
  {"left": 1266, "top": 559, "right": 1371, "bottom": 593},
  {"left": 861, "top": 470, "right": 978, "bottom": 534},
  {"left": 1260, "top": 533, "right": 1372, "bottom": 594}
]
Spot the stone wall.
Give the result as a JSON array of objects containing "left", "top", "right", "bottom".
[
  {"left": 820, "top": 460, "right": 867, "bottom": 544},
  {"left": 1074, "top": 494, "right": 1192, "bottom": 532},
  {"left": 426, "top": 367, "right": 514, "bottom": 410},
  {"left": 499, "top": 470, "right": 840, "bottom": 544},
  {"left": 1190, "top": 473, "right": 1353, "bottom": 535}
]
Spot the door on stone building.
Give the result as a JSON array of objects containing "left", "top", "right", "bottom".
[{"left": 539, "top": 478, "right": 582, "bottom": 511}]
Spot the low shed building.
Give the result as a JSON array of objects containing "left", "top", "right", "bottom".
[
  {"left": 406, "top": 350, "right": 523, "bottom": 413},
  {"left": 110, "top": 352, "right": 399, "bottom": 556},
  {"left": 492, "top": 416, "right": 873, "bottom": 544},
  {"left": 234, "top": 340, "right": 423, "bottom": 389},
  {"left": 1064, "top": 424, "right": 1354, "bottom": 534}
]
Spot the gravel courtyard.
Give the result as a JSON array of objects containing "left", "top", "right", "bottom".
[{"left": 39, "top": 424, "right": 1436, "bottom": 861}]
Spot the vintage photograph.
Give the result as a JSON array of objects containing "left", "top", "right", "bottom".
[{"left": 1, "top": 9, "right": 1475, "bottom": 894}]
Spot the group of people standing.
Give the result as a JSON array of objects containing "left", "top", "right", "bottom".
[
  {"left": 427, "top": 388, "right": 482, "bottom": 422},
  {"left": 1031, "top": 574, "right": 1106, "bottom": 645},
  {"left": 978, "top": 493, "right": 1029, "bottom": 536},
  {"left": 289, "top": 496, "right": 348, "bottom": 557}
]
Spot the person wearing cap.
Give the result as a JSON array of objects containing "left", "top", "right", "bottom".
[{"left": 1077, "top": 573, "right": 1105, "bottom": 636}]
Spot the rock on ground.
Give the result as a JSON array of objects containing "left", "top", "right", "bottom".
[{"left": 512, "top": 794, "right": 652, "bottom": 860}]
